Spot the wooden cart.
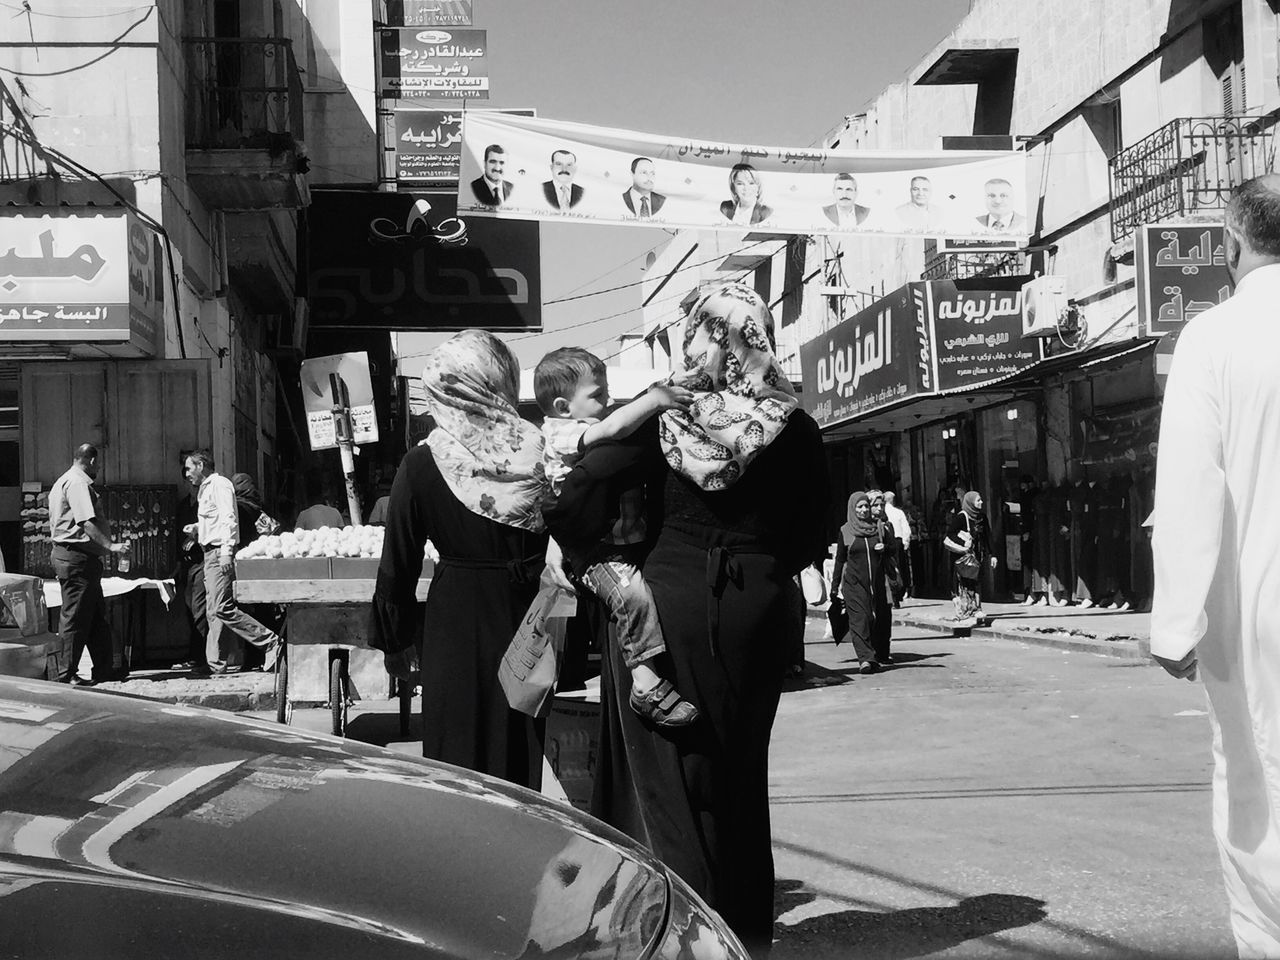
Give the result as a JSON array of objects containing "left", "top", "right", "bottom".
[{"left": 234, "top": 575, "right": 430, "bottom": 737}]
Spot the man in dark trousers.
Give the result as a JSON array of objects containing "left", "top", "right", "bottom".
[
  {"left": 47, "top": 443, "right": 131, "bottom": 685},
  {"left": 172, "top": 449, "right": 209, "bottom": 675}
]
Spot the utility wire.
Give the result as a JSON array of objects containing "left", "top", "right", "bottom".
[{"left": 0, "top": 7, "right": 154, "bottom": 77}]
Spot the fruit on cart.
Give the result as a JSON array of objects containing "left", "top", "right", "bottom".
[{"left": 234, "top": 525, "right": 422, "bottom": 561}]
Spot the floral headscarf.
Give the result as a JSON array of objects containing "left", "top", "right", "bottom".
[
  {"left": 421, "top": 330, "right": 547, "bottom": 532},
  {"left": 660, "top": 282, "right": 799, "bottom": 490}
]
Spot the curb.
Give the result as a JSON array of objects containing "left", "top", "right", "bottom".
[{"left": 891, "top": 613, "right": 1152, "bottom": 661}]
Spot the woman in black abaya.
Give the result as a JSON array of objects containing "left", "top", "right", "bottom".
[
  {"left": 369, "top": 330, "right": 549, "bottom": 789},
  {"left": 831, "top": 491, "right": 896, "bottom": 672},
  {"left": 552, "top": 283, "right": 828, "bottom": 957}
]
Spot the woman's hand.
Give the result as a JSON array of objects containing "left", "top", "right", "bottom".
[
  {"left": 542, "top": 537, "right": 574, "bottom": 591},
  {"left": 989, "top": 555, "right": 999, "bottom": 570},
  {"left": 873, "top": 542, "right": 884, "bottom": 552},
  {"left": 384, "top": 645, "right": 421, "bottom": 683}
]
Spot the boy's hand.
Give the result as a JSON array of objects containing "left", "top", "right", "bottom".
[{"left": 648, "top": 383, "right": 695, "bottom": 411}]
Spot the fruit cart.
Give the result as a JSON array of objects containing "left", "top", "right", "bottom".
[{"left": 233, "top": 527, "right": 432, "bottom": 737}]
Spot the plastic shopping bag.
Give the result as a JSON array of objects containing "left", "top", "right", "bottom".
[{"left": 499, "top": 566, "right": 578, "bottom": 718}]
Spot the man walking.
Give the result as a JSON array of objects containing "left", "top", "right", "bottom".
[
  {"left": 1151, "top": 174, "right": 1280, "bottom": 958},
  {"left": 172, "top": 450, "right": 209, "bottom": 676},
  {"left": 183, "top": 450, "right": 281, "bottom": 674},
  {"left": 48, "top": 443, "right": 130, "bottom": 684}
]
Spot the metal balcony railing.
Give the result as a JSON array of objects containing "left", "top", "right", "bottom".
[
  {"left": 0, "top": 77, "right": 56, "bottom": 183},
  {"left": 922, "top": 250, "right": 1027, "bottom": 282},
  {"left": 1108, "top": 114, "right": 1276, "bottom": 242},
  {"left": 184, "top": 37, "right": 303, "bottom": 151}
]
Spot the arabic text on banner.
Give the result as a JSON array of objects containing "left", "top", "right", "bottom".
[
  {"left": 1135, "top": 224, "right": 1230, "bottom": 336},
  {"left": 456, "top": 112, "right": 1030, "bottom": 241},
  {"left": 926, "top": 285, "right": 1044, "bottom": 392},
  {"left": 395, "top": 108, "right": 535, "bottom": 186},
  {"left": 379, "top": 27, "right": 488, "bottom": 99}
]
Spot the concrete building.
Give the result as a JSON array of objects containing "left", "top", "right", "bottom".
[
  {"left": 0, "top": 0, "right": 379, "bottom": 657},
  {"left": 797, "top": 0, "right": 1274, "bottom": 606}
]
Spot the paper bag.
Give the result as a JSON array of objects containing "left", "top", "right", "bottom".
[{"left": 499, "top": 566, "right": 578, "bottom": 718}]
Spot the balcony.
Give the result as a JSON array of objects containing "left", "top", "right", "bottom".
[
  {"left": 1108, "top": 114, "right": 1275, "bottom": 242},
  {"left": 184, "top": 37, "right": 308, "bottom": 210},
  {"left": 923, "top": 248, "right": 1027, "bottom": 282}
]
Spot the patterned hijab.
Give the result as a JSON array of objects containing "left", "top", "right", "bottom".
[
  {"left": 421, "top": 330, "right": 547, "bottom": 532},
  {"left": 660, "top": 282, "right": 799, "bottom": 490},
  {"left": 841, "top": 491, "right": 881, "bottom": 544}
]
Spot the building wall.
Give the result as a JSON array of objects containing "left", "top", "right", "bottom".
[{"left": 800, "top": 0, "right": 1280, "bottom": 351}]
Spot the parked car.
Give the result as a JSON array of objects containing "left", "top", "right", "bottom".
[{"left": 0, "top": 676, "right": 747, "bottom": 959}]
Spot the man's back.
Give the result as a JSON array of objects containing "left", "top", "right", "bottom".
[{"left": 1152, "top": 264, "right": 1280, "bottom": 665}]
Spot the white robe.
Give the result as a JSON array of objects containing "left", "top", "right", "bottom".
[{"left": 1152, "top": 262, "right": 1280, "bottom": 958}]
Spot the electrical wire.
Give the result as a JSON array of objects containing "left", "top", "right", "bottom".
[
  {"left": 0, "top": 7, "right": 154, "bottom": 77},
  {"left": 0, "top": 1, "right": 153, "bottom": 18}
]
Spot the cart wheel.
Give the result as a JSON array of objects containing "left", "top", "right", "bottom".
[
  {"left": 274, "top": 646, "right": 289, "bottom": 724},
  {"left": 398, "top": 679, "right": 413, "bottom": 736},
  {"left": 330, "top": 657, "right": 348, "bottom": 737}
]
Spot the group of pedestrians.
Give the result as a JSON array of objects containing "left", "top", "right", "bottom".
[{"left": 369, "top": 282, "right": 827, "bottom": 957}]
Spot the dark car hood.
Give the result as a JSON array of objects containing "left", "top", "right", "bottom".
[{"left": 0, "top": 678, "right": 667, "bottom": 958}]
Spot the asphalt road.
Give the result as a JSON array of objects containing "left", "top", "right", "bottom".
[{"left": 266, "top": 621, "right": 1235, "bottom": 960}]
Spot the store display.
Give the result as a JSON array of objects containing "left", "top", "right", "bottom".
[{"left": 20, "top": 485, "right": 176, "bottom": 579}]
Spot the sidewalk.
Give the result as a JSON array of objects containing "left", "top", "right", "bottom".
[{"left": 811, "top": 595, "right": 1152, "bottom": 660}]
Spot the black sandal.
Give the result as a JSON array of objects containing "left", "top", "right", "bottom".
[{"left": 629, "top": 678, "right": 700, "bottom": 728}]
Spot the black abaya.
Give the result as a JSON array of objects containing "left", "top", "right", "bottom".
[
  {"left": 562, "top": 413, "right": 828, "bottom": 957},
  {"left": 831, "top": 525, "right": 895, "bottom": 665},
  {"left": 369, "top": 445, "right": 547, "bottom": 789}
]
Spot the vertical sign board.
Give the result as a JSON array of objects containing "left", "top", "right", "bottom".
[
  {"left": 799, "top": 284, "right": 923, "bottom": 430},
  {"left": 378, "top": 27, "right": 488, "bottom": 100},
  {"left": 382, "top": 0, "right": 473, "bottom": 25},
  {"left": 395, "top": 108, "right": 534, "bottom": 187},
  {"left": 923, "top": 283, "right": 1044, "bottom": 392},
  {"left": 1135, "top": 224, "right": 1231, "bottom": 337},
  {"left": 300, "top": 352, "right": 379, "bottom": 451}
]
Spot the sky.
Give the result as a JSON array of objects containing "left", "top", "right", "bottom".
[{"left": 395, "top": 0, "right": 973, "bottom": 374}]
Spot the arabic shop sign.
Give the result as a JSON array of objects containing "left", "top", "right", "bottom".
[
  {"left": 308, "top": 190, "right": 540, "bottom": 332},
  {"left": 395, "top": 107, "right": 534, "bottom": 186},
  {"left": 0, "top": 209, "right": 161, "bottom": 354},
  {"left": 924, "top": 284, "right": 1043, "bottom": 391},
  {"left": 382, "top": 0, "right": 472, "bottom": 26},
  {"left": 800, "top": 285, "right": 922, "bottom": 429},
  {"left": 1135, "top": 224, "right": 1230, "bottom": 336},
  {"left": 378, "top": 27, "right": 488, "bottom": 99}
]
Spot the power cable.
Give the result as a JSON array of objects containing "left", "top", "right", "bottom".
[
  {"left": 0, "top": 7, "right": 154, "bottom": 77},
  {"left": 0, "top": 1, "right": 152, "bottom": 18}
]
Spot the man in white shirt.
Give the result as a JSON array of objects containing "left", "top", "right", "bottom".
[
  {"left": 1151, "top": 174, "right": 1280, "bottom": 957},
  {"left": 883, "top": 491, "right": 913, "bottom": 599},
  {"left": 183, "top": 449, "right": 281, "bottom": 675}
]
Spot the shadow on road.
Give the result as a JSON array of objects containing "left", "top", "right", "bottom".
[
  {"left": 772, "top": 892, "right": 1048, "bottom": 959},
  {"left": 344, "top": 710, "right": 423, "bottom": 748}
]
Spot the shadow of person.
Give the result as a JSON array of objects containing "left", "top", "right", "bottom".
[
  {"left": 772, "top": 893, "right": 1048, "bottom": 960},
  {"left": 774, "top": 878, "right": 819, "bottom": 921},
  {"left": 344, "top": 711, "right": 422, "bottom": 748},
  {"left": 782, "top": 662, "right": 857, "bottom": 692}
]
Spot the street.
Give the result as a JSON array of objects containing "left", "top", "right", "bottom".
[{"left": 272, "top": 618, "right": 1233, "bottom": 959}]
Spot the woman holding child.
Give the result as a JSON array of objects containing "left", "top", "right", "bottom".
[
  {"left": 369, "top": 330, "right": 548, "bottom": 790},
  {"left": 545, "top": 282, "right": 828, "bottom": 957}
]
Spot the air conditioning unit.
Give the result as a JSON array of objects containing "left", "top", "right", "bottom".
[{"left": 1021, "top": 275, "right": 1069, "bottom": 337}]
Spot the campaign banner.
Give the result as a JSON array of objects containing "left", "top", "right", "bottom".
[
  {"left": 457, "top": 112, "right": 1029, "bottom": 240},
  {"left": 378, "top": 27, "right": 488, "bottom": 99},
  {"left": 800, "top": 285, "right": 923, "bottom": 429},
  {"left": 395, "top": 107, "right": 534, "bottom": 186},
  {"left": 923, "top": 284, "right": 1044, "bottom": 392},
  {"left": 382, "top": 0, "right": 472, "bottom": 26},
  {"left": 1135, "top": 224, "right": 1230, "bottom": 336}
]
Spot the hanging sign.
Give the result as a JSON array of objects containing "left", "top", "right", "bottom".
[
  {"left": 379, "top": 27, "right": 488, "bottom": 99},
  {"left": 395, "top": 107, "right": 534, "bottom": 186},
  {"left": 382, "top": 0, "right": 472, "bottom": 26},
  {"left": 924, "top": 284, "right": 1044, "bottom": 392},
  {"left": 457, "top": 112, "right": 1029, "bottom": 240},
  {"left": 1135, "top": 224, "right": 1231, "bottom": 336}
]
